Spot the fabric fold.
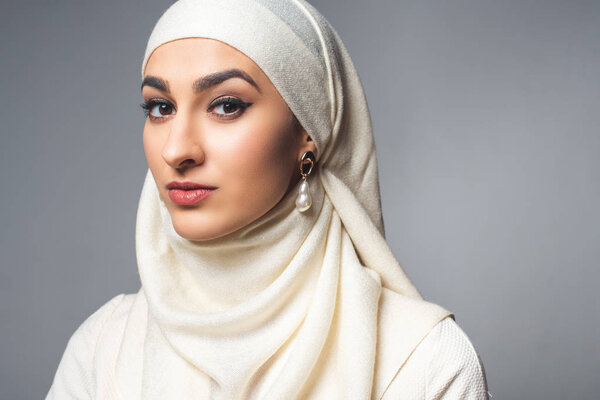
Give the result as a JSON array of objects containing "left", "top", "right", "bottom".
[{"left": 113, "top": 0, "right": 453, "bottom": 398}]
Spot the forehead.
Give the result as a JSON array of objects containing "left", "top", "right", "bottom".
[{"left": 144, "top": 37, "right": 263, "bottom": 80}]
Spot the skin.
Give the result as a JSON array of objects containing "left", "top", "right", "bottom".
[{"left": 141, "top": 38, "right": 317, "bottom": 241}]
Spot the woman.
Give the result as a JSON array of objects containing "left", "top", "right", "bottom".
[{"left": 47, "top": 0, "right": 489, "bottom": 399}]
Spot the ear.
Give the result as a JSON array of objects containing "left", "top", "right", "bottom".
[{"left": 297, "top": 128, "right": 317, "bottom": 162}]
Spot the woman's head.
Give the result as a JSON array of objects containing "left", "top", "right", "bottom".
[
  {"left": 140, "top": 0, "right": 385, "bottom": 239},
  {"left": 142, "top": 37, "right": 316, "bottom": 241},
  {"left": 137, "top": 0, "right": 421, "bottom": 297}
]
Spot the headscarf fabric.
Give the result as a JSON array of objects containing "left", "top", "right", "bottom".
[{"left": 114, "top": 1, "right": 452, "bottom": 399}]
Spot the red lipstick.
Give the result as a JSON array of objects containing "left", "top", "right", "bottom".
[{"left": 167, "top": 181, "right": 217, "bottom": 205}]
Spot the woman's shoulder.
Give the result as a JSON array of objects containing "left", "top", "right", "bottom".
[
  {"left": 60, "top": 292, "right": 136, "bottom": 352},
  {"left": 46, "top": 293, "right": 138, "bottom": 400},
  {"left": 377, "top": 288, "right": 489, "bottom": 399},
  {"left": 385, "top": 317, "right": 489, "bottom": 399},
  {"left": 69, "top": 293, "right": 137, "bottom": 345}
]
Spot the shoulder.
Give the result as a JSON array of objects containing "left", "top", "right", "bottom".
[
  {"left": 67, "top": 293, "right": 136, "bottom": 351},
  {"left": 73, "top": 293, "right": 136, "bottom": 339},
  {"left": 383, "top": 316, "right": 489, "bottom": 400},
  {"left": 46, "top": 293, "right": 137, "bottom": 400},
  {"left": 422, "top": 317, "right": 489, "bottom": 399},
  {"left": 374, "top": 288, "right": 451, "bottom": 399}
]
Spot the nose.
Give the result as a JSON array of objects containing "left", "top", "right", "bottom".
[{"left": 161, "top": 111, "right": 205, "bottom": 171}]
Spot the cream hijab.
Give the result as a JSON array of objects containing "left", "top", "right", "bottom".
[{"left": 114, "top": 0, "right": 452, "bottom": 399}]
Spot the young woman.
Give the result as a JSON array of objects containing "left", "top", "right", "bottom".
[{"left": 47, "top": 0, "right": 488, "bottom": 398}]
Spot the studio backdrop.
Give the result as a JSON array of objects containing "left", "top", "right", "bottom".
[{"left": 0, "top": 1, "right": 598, "bottom": 399}]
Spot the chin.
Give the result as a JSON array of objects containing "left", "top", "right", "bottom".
[
  {"left": 170, "top": 214, "right": 241, "bottom": 242},
  {"left": 172, "top": 219, "right": 220, "bottom": 242},
  {"left": 166, "top": 199, "right": 274, "bottom": 242}
]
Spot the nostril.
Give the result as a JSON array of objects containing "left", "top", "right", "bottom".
[{"left": 176, "top": 158, "right": 197, "bottom": 170}]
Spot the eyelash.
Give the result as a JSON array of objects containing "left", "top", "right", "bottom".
[
  {"left": 139, "top": 97, "right": 253, "bottom": 122},
  {"left": 140, "top": 99, "right": 174, "bottom": 122},
  {"left": 208, "top": 97, "right": 253, "bottom": 119}
]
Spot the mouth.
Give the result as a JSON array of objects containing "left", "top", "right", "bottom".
[{"left": 167, "top": 181, "right": 218, "bottom": 205}]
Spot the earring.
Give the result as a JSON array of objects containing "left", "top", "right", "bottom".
[{"left": 295, "top": 151, "right": 315, "bottom": 212}]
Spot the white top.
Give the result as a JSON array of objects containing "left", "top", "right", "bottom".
[
  {"left": 46, "top": 294, "right": 489, "bottom": 399},
  {"left": 118, "top": 1, "right": 476, "bottom": 397}
]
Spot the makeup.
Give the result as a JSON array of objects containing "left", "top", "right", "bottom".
[
  {"left": 167, "top": 181, "right": 217, "bottom": 205},
  {"left": 168, "top": 188, "right": 215, "bottom": 205}
]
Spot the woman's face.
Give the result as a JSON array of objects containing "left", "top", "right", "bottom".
[{"left": 142, "top": 38, "right": 316, "bottom": 241}]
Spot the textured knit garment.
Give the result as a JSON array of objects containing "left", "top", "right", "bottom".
[
  {"left": 47, "top": 0, "right": 489, "bottom": 399},
  {"left": 46, "top": 295, "right": 490, "bottom": 399}
]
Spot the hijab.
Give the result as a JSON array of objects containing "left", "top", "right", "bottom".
[{"left": 113, "top": 1, "right": 452, "bottom": 398}]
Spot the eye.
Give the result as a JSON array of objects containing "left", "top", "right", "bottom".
[
  {"left": 207, "top": 96, "right": 252, "bottom": 119},
  {"left": 140, "top": 99, "right": 175, "bottom": 121}
]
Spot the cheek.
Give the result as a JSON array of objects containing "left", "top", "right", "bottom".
[
  {"left": 214, "top": 122, "right": 296, "bottom": 203},
  {"left": 143, "top": 125, "right": 167, "bottom": 179}
]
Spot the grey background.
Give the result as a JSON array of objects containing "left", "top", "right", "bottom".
[{"left": 1, "top": 0, "right": 598, "bottom": 399}]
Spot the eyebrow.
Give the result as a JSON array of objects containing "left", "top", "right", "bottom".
[{"left": 140, "top": 68, "right": 261, "bottom": 94}]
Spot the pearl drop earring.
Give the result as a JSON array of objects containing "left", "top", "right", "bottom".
[{"left": 295, "top": 151, "right": 315, "bottom": 212}]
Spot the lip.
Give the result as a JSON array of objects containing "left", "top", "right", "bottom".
[
  {"left": 167, "top": 181, "right": 218, "bottom": 205},
  {"left": 167, "top": 181, "right": 218, "bottom": 190}
]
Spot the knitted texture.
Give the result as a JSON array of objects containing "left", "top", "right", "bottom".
[
  {"left": 47, "top": 296, "right": 489, "bottom": 399},
  {"left": 45, "top": 0, "right": 490, "bottom": 398},
  {"left": 383, "top": 317, "right": 489, "bottom": 399}
]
